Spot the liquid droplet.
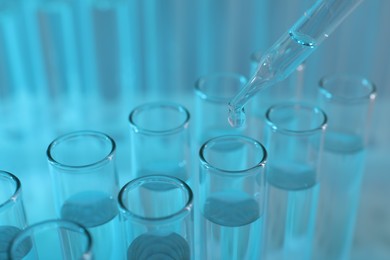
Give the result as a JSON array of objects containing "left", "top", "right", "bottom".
[{"left": 228, "top": 106, "right": 246, "bottom": 128}]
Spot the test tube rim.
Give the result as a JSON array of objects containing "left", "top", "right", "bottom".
[
  {"left": 9, "top": 219, "right": 93, "bottom": 260},
  {"left": 118, "top": 175, "right": 193, "bottom": 224},
  {"left": 0, "top": 170, "right": 22, "bottom": 211},
  {"left": 194, "top": 72, "right": 247, "bottom": 104},
  {"left": 265, "top": 102, "right": 328, "bottom": 136},
  {"left": 319, "top": 73, "right": 377, "bottom": 103},
  {"left": 199, "top": 135, "right": 267, "bottom": 175},
  {"left": 46, "top": 130, "right": 116, "bottom": 170},
  {"left": 128, "top": 102, "right": 190, "bottom": 136}
]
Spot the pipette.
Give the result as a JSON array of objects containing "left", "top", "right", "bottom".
[{"left": 228, "top": 0, "right": 365, "bottom": 127}]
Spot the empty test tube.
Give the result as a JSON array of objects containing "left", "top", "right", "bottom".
[
  {"left": 194, "top": 73, "right": 248, "bottom": 145},
  {"left": 128, "top": 102, "right": 192, "bottom": 185}
]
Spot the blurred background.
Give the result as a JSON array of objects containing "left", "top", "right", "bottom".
[{"left": 0, "top": 0, "right": 389, "bottom": 259}]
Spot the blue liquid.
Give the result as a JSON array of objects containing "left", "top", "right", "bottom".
[
  {"left": 200, "top": 191, "right": 262, "bottom": 260},
  {"left": 314, "top": 132, "right": 366, "bottom": 260},
  {"left": 127, "top": 232, "right": 190, "bottom": 260},
  {"left": 264, "top": 165, "right": 319, "bottom": 260},
  {"left": 228, "top": 31, "right": 317, "bottom": 128},
  {"left": 61, "top": 191, "right": 123, "bottom": 260},
  {"left": 267, "top": 163, "right": 317, "bottom": 191},
  {"left": 0, "top": 226, "right": 31, "bottom": 260}
]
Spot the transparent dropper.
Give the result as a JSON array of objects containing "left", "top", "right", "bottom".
[{"left": 228, "top": 0, "right": 365, "bottom": 128}]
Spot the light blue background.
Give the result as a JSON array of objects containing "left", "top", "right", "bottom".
[{"left": 0, "top": 1, "right": 389, "bottom": 259}]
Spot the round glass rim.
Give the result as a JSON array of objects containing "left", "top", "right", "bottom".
[
  {"left": 9, "top": 219, "right": 93, "bottom": 259},
  {"left": 118, "top": 175, "right": 193, "bottom": 223},
  {"left": 194, "top": 72, "right": 247, "bottom": 103},
  {"left": 128, "top": 102, "right": 190, "bottom": 135},
  {"left": 0, "top": 170, "right": 22, "bottom": 210},
  {"left": 265, "top": 102, "right": 328, "bottom": 135},
  {"left": 319, "top": 74, "right": 377, "bottom": 103},
  {"left": 46, "top": 130, "right": 116, "bottom": 170},
  {"left": 199, "top": 135, "right": 267, "bottom": 175}
]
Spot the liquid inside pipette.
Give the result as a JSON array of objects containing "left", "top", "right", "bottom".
[{"left": 228, "top": 30, "right": 318, "bottom": 128}]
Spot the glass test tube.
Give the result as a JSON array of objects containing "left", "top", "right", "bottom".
[
  {"left": 0, "top": 171, "right": 28, "bottom": 260},
  {"left": 199, "top": 135, "right": 267, "bottom": 260},
  {"left": 28, "top": 0, "right": 82, "bottom": 112},
  {"left": 9, "top": 219, "right": 92, "bottom": 260},
  {"left": 129, "top": 102, "right": 191, "bottom": 184},
  {"left": 262, "top": 103, "right": 327, "bottom": 260},
  {"left": 118, "top": 175, "right": 194, "bottom": 260},
  {"left": 313, "top": 74, "right": 376, "bottom": 260},
  {"left": 194, "top": 73, "right": 248, "bottom": 144},
  {"left": 46, "top": 131, "right": 123, "bottom": 260},
  {"left": 194, "top": 73, "right": 250, "bottom": 258}
]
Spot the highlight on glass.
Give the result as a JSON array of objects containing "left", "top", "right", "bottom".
[
  {"left": 46, "top": 130, "right": 123, "bottom": 260},
  {"left": 9, "top": 219, "right": 93, "bottom": 260},
  {"left": 128, "top": 102, "right": 191, "bottom": 184},
  {"left": 198, "top": 135, "right": 267, "bottom": 260},
  {"left": 194, "top": 73, "right": 248, "bottom": 144},
  {"left": 227, "top": 0, "right": 365, "bottom": 128},
  {"left": 0, "top": 170, "right": 29, "bottom": 260},
  {"left": 118, "top": 175, "right": 194, "bottom": 260},
  {"left": 262, "top": 102, "right": 327, "bottom": 260},
  {"left": 313, "top": 74, "right": 376, "bottom": 260}
]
